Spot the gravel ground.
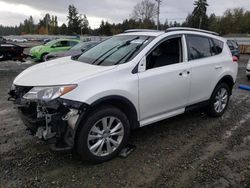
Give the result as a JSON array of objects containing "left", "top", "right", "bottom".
[{"left": 0, "top": 55, "right": 250, "bottom": 188}]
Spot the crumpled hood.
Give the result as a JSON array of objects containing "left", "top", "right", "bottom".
[{"left": 14, "top": 57, "right": 116, "bottom": 86}]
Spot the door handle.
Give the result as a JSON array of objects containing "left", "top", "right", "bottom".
[
  {"left": 215, "top": 65, "right": 222, "bottom": 69},
  {"left": 179, "top": 71, "right": 190, "bottom": 76}
]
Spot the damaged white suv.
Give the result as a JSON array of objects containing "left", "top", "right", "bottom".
[{"left": 9, "top": 28, "right": 238, "bottom": 163}]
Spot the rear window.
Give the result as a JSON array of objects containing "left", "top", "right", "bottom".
[{"left": 186, "top": 35, "right": 212, "bottom": 60}]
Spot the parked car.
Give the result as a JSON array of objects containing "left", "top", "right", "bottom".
[
  {"left": 0, "top": 36, "right": 6, "bottom": 43},
  {"left": 227, "top": 40, "right": 240, "bottom": 59},
  {"left": 9, "top": 28, "right": 238, "bottom": 163},
  {"left": 246, "top": 59, "right": 250, "bottom": 80},
  {"left": 45, "top": 41, "right": 99, "bottom": 61},
  {"left": 30, "top": 38, "right": 80, "bottom": 61},
  {"left": 12, "top": 38, "right": 28, "bottom": 43},
  {"left": 43, "top": 38, "right": 51, "bottom": 44},
  {"left": 0, "top": 43, "right": 27, "bottom": 61}
]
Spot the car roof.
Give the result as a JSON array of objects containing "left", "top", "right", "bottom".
[
  {"left": 118, "top": 29, "right": 226, "bottom": 42},
  {"left": 56, "top": 38, "right": 80, "bottom": 41},
  {"left": 119, "top": 30, "right": 164, "bottom": 37},
  {"left": 117, "top": 30, "right": 226, "bottom": 42}
]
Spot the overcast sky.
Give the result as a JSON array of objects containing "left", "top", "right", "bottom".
[{"left": 0, "top": 0, "right": 250, "bottom": 28}]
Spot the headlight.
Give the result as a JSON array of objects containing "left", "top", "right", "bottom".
[{"left": 23, "top": 85, "right": 77, "bottom": 101}]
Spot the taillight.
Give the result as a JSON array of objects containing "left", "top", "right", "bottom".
[{"left": 232, "top": 56, "right": 238, "bottom": 62}]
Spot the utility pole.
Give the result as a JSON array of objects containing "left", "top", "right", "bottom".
[{"left": 155, "top": 0, "right": 161, "bottom": 30}]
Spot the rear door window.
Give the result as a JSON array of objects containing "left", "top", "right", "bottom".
[{"left": 186, "top": 35, "right": 212, "bottom": 61}]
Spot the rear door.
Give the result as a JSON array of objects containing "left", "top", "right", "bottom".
[
  {"left": 52, "top": 40, "right": 72, "bottom": 52},
  {"left": 185, "top": 34, "right": 223, "bottom": 105}
]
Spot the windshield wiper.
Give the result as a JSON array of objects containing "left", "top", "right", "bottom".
[
  {"left": 94, "top": 36, "right": 140, "bottom": 65},
  {"left": 115, "top": 36, "right": 150, "bottom": 65}
]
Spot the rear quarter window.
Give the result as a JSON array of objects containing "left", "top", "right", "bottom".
[{"left": 212, "top": 39, "right": 224, "bottom": 55}]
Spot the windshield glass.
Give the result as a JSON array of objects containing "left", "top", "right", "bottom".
[
  {"left": 45, "top": 40, "right": 57, "bottom": 46},
  {"left": 77, "top": 35, "right": 154, "bottom": 66},
  {"left": 70, "top": 42, "right": 84, "bottom": 50}
]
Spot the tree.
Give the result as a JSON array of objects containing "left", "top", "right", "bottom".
[
  {"left": 99, "top": 20, "right": 112, "bottom": 36},
  {"left": 132, "top": 0, "right": 157, "bottom": 22},
  {"left": 192, "top": 0, "right": 209, "bottom": 29},
  {"left": 59, "top": 23, "right": 68, "bottom": 35},
  {"left": 37, "top": 14, "right": 51, "bottom": 34},
  {"left": 80, "top": 14, "right": 90, "bottom": 35},
  {"left": 50, "top": 16, "right": 59, "bottom": 34},
  {"left": 67, "top": 5, "right": 82, "bottom": 34}
]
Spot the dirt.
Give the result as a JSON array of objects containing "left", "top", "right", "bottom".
[{"left": 1, "top": 55, "right": 250, "bottom": 188}]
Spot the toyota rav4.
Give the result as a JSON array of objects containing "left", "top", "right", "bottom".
[{"left": 8, "top": 28, "right": 238, "bottom": 163}]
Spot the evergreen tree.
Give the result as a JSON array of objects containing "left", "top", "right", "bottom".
[
  {"left": 67, "top": 5, "right": 82, "bottom": 34},
  {"left": 192, "top": 0, "right": 209, "bottom": 29}
]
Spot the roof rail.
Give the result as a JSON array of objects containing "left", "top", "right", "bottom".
[
  {"left": 124, "top": 29, "right": 162, "bottom": 33},
  {"left": 165, "top": 27, "right": 219, "bottom": 36}
]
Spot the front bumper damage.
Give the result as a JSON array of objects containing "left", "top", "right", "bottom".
[{"left": 8, "top": 86, "right": 88, "bottom": 151}]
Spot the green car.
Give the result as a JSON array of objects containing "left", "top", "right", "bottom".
[{"left": 30, "top": 38, "right": 80, "bottom": 61}]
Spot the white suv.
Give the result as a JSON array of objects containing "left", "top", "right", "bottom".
[
  {"left": 9, "top": 28, "right": 238, "bottom": 162},
  {"left": 246, "top": 59, "right": 250, "bottom": 80}
]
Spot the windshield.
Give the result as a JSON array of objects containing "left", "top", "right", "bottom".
[
  {"left": 45, "top": 40, "right": 57, "bottom": 46},
  {"left": 77, "top": 35, "right": 154, "bottom": 66},
  {"left": 70, "top": 42, "right": 84, "bottom": 50}
]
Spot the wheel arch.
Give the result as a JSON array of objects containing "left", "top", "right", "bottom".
[
  {"left": 75, "top": 95, "right": 139, "bottom": 134},
  {"left": 214, "top": 75, "right": 235, "bottom": 96},
  {"left": 91, "top": 95, "right": 139, "bottom": 129}
]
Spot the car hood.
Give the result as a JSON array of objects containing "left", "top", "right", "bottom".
[
  {"left": 14, "top": 57, "right": 116, "bottom": 86},
  {"left": 31, "top": 45, "right": 44, "bottom": 52}
]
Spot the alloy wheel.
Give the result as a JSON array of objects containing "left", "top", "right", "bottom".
[
  {"left": 87, "top": 116, "right": 124, "bottom": 157},
  {"left": 214, "top": 87, "right": 228, "bottom": 113}
]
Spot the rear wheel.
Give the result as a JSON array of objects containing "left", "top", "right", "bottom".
[
  {"left": 0, "top": 53, "right": 4, "bottom": 61},
  {"left": 208, "top": 83, "right": 230, "bottom": 117},
  {"left": 76, "top": 106, "right": 130, "bottom": 163}
]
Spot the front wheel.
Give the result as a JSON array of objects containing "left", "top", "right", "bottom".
[
  {"left": 208, "top": 83, "right": 230, "bottom": 117},
  {"left": 76, "top": 106, "right": 130, "bottom": 163},
  {"left": 41, "top": 53, "right": 48, "bottom": 62}
]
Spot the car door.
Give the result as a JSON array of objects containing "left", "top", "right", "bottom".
[
  {"left": 138, "top": 35, "right": 191, "bottom": 126},
  {"left": 51, "top": 41, "right": 71, "bottom": 52},
  {"left": 185, "top": 34, "right": 222, "bottom": 105}
]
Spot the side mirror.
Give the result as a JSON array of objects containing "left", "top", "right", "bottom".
[
  {"left": 81, "top": 48, "right": 86, "bottom": 53},
  {"left": 138, "top": 56, "right": 146, "bottom": 73}
]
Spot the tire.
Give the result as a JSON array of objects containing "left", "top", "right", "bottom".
[
  {"left": 0, "top": 53, "right": 4, "bottom": 61},
  {"left": 208, "top": 83, "right": 230, "bottom": 117},
  {"left": 41, "top": 53, "right": 48, "bottom": 62},
  {"left": 247, "top": 76, "right": 250, "bottom": 81},
  {"left": 76, "top": 105, "right": 130, "bottom": 163}
]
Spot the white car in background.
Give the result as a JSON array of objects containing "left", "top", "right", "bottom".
[
  {"left": 246, "top": 59, "right": 250, "bottom": 80},
  {"left": 9, "top": 27, "right": 238, "bottom": 163},
  {"left": 12, "top": 38, "right": 28, "bottom": 43}
]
